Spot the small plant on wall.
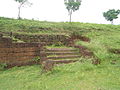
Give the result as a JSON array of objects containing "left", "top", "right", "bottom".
[
  {"left": 0, "top": 63, "right": 7, "bottom": 70},
  {"left": 32, "top": 56, "right": 41, "bottom": 63},
  {"left": 54, "top": 41, "right": 64, "bottom": 47}
]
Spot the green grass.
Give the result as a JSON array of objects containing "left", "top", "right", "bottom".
[
  {"left": 76, "top": 26, "right": 120, "bottom": 63},
  {"left": 1, "top": 17, "right": 120, "bottom": 35},
  {"left": 0, "top": 62, "right": 120, "bottom": 90},
  {"left": 0, "top": 17, "right": 120, "bottom": 90}
]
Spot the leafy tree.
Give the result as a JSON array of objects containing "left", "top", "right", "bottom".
[
  {"left": 103, "top": 9, "right": 120, "bottom": 24},
  {"left": 15, "top": 0, "right": 32, "bottom": 19},
  {"left": 64, "top": 0, "right": 82, "bottom": 22}
]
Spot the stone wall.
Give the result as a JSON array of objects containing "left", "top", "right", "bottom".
[
  {"left": 0, "top": 34, "right": 45, "bottom": 68},
  {"left": 13, "top": 33, "right": 70, "bottom": 45}
]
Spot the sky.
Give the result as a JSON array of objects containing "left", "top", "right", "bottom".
[{"left": 0, "top": 0, "right": 120, "bottom": 24}]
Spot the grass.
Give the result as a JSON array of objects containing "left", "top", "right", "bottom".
[
  {"left": 76, "top": 26, "right": 120, "bottom": 63},
  {"left": 0, "top": 17, "right": 120, "bottom": 90},
  {"left": 0, "top": 61, "right": 120, "bottom": 90},
  {"left": 1, "top": 17, "right": 120, "bottom": 35}
]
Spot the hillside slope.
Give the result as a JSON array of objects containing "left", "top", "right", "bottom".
[
  {"left": 0, "top": 17, "right": 120, "bottom": 90},
  {"left": 0, "top": 17, "right": 120, "bottom": 63},
  {"left": 0, "top": 17, "right": 120, "bottom": 35}
]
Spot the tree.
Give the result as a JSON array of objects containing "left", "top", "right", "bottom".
[
  {"left": 64, "top": 0, "right": 82, "bottom": 22},
  {"left": 103, "top": 9, "right": 120, "bottom": 24},
  {"left": 15, "top": 0, "right": 32, "bottom": 19}
]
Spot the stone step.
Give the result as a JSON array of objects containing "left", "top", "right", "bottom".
[
  {"left": 46, "top": 52, "right": 79, "bottom": 55},
  {"left": 47, "top": 60, "right": 79, "bottom": 64},
  {"left": 47, "top": 48, "right": 76, "bottom": 50},
  {"left": 47, "top": 58, "right": 79, "bottom": 61},
  {"left": 46, "top": 48, "right": 78, "bottom": 52},
  {"left": 47, "top": 55, "right": 81, "bottom": 60}
]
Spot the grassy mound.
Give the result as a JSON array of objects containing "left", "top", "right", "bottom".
[
  {"left": 0, "top": 17, "right": 120, "bottom": 90},
  {"left": 0, "top": 16, "right": 120, "bottom": 66}
]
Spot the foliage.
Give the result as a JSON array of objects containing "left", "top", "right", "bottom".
[
  {"left": 103, "top": 9, "right": 120, "bottom": 24},
  {"left": 0, "top": 63, "right": 7, "bottom": 70},
  {"left": 32, "top": 56, "right": 40, "bottom": 62},
  {"left": 12, "top": 37, "right": 25, "bottom": 42},
  {"left": 15, "top": 0, "right": 27, "bottom": 3},
  {"left": 64, "top": 0, "right": 82, "bottom": 22},
  {"left": 53, "top": 42, "right": 64, "bottom": 47}
]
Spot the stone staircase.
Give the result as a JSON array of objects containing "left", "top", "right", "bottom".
[
  {"left": 45, "top": 47, "right": 81, "bottom": 64},
  {"left": 41, "top": 47, "right": 81, "bottom": 72}
]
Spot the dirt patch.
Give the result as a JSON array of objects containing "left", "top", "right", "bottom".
[
  {"left": 74, "top": 45, "right": 100, "bottom": 65},
  {"left": 109, "top": 49, "right": 120, "bottom": 54},
  {"left": 71, "top": 34, "right": 90, "bottom": 42},
  {"left": 74, "top": 45, "right": 93, "bottom": 57}
]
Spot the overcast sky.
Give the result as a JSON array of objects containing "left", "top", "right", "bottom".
[{"left": 0, "top": 0, "right": 120, "bottom": 24}]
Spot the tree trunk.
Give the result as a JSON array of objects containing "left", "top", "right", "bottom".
[
  {"left": 111, "top": 20, "right": 113, "bottom": 25},
  {"left": 18, "top": 5, "right": 22, "bottom": 19},
  {"left": 69, "top": 10, "right": 72, "bottom": 22},
  {"left": 70, "top": 13, "right": 71, "bottom": 22}
]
